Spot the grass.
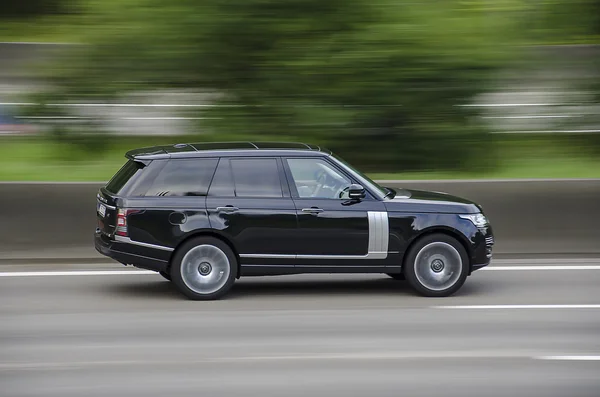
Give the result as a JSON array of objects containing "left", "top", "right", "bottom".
[
  {"left": 1, "top": 136, "right": 599, "bottom": 182},
  {"left": 371, "top": 157, "right": 600, "bottom": 180},
  {"left": 0, "top": 16, "right": 87, "bottom": 43}
]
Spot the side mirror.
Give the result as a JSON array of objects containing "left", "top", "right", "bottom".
[{"left": 348, "top": 184, "right": 366, "bottom": 200}]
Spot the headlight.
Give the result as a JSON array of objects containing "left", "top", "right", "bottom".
[{"left": 459, "top": 213, "right": 488, "bottom": 228}]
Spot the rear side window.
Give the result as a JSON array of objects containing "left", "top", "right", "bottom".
[
  {"left": 230, "top": 158, "right": 282, "bottom": 198},
  {"left": 145, "top": 159, "right": 218, "bottom": 197},
  {"left": 105, "top": 160, "right": 145, "bottom": 195},
  {"left": 208, "top": 158, "right": 235, "bottom": 197}
]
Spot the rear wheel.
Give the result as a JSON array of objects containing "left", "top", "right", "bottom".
[
  {"left": 171, "top": 237, "right": 237, "bottom": 300},
  {"left": 404, "top": 234, "right": 469, "bottom": 297}
]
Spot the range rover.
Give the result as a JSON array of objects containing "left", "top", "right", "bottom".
[{"left": 95, "top": 142, "right": 494, "bottom": 300}]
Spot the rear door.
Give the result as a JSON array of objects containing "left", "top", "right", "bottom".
[
  {"left": 124, "top": 158, "right": 219, "bottom": 248},
  {"left": 206, "top": 157, "right": 298, "bottom": 258}
]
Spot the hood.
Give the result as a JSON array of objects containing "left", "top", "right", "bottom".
[{"left": 384, "top": 188, "right": 482, "bottom": 214}]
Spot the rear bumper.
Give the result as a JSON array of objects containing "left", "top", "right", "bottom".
[{"left": 94, "top": 229, "right": 168, "bottom": 273}]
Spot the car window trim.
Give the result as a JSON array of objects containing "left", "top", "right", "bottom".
[
  {"left": 227, "top": 156, "right": 289, "bottom": 199},
  {"left": 282, "top": 156, "right": 376, "bottom": 201},
  {"left": 206, "top": 157, "right": 234, "bottom": 198},
  {"left": 143, "top": 158, "right": 219, "bottom": 198}
]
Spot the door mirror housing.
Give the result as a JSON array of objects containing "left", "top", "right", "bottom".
[{"left": 348, "top": 184, "right": 366, "bottom": 200}]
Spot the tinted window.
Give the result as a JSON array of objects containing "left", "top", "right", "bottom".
[
  {"left": 230, "top": 158, "right": 282, "bottom": 198},
  {"left": 208, "top": 158, "right": 235, "bottom": 197},
  {"left": 287, "top": 158, "right": 352, "bottom": 199},
  {"left": 105, "top": 160, "right": 145, "bottom": 195},
  {"left": 145, "top": 159, "right": 218, "bottom": 197}
]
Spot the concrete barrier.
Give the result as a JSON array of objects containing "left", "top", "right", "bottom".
[{"left": 1, "top": 180, "right": 599, "bottom": 262}]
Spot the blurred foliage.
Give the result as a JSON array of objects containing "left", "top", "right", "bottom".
[
  {"left": 525, "top": 0, "right": 600, "bottom": 44},
  {"left": 33, "top": 0, "right": 525, "bottom": 172},
  {"left": 2, "top": 134, "right": 600, "bottom": 181},
  {"left": 0, "top": 0, "right": 79, "bottom": 19},
  {"left": 12, "top": 0, "right": 600, "bottom": 172}
]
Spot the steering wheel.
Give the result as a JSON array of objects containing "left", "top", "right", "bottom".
[
  {"left": 312, "top": 168, "right": 347, "bottom": 198},
  {"left": 312, "top": 169, "right": 332, "bottom": 197}
]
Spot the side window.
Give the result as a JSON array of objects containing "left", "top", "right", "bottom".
[
  {"left": 208, "top": 158, "right": 235, "bottom": 197},
  {"left": 105, "top": 160, "right": 146, "bottom": 195},
  {"left": 287, "top": 158, "right": 352, "bottom": 199},
  {"left": 144, "top": 159, "right": 218, "bottom": 197},
  {"left": 230, "top": 158, "right": 283, "bottom": 198}
]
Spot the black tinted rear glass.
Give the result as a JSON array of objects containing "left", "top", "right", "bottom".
[
  {"left": 105, "top": 160, "right": 145, "bottom": 195},
  {"left": 145, "top": 159, "right": 218, "bottom": 197},
  {"left": 208, "top": 158, "right": 235, "bottom": 197},
  {"left": 230, "top": 158, "right": 282, "bottom": 197}
]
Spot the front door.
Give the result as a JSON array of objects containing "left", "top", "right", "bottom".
[{"left": 283, "top": 157, "right": 388, "bottom": 264}]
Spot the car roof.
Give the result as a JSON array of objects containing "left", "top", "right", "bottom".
[{"left": 126, "top": 141, "right": 331, "bottom": 160}]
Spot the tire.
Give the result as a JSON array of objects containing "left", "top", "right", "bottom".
[
  {"left": 386, "top": 273, "right": 405, "bottom": 281},
  {"left": 404, "top": 233, "right": 469, "bottom": 297},
  {"left": 159, "top": 270, "right": 172, "bottom": 281},
  {"left": 171, "top": 236, "right": 237, "bottom": 300}
]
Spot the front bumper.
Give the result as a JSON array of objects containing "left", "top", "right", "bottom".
[
  {"left": 472, "top": 257, "right": 492, "bottom": 271},
  {"left": 471, "top": 231, "right": 494, "bottom": 273},
  {"left": 94, "top": 228, "right": 168, "bottom": 273}
]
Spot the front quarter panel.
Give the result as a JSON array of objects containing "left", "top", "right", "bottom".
[{"left": 387, "top": 211, "right": 493, "bottom": 269}]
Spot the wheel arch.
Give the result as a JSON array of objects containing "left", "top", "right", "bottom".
[
  {"left": 168, "top": 230, "right": 241, "bottom": 277},
  {"left": 401, "top": 227, "right": 473, "bottom": 275}
]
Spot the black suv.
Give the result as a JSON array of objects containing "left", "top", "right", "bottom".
[{"left": 95, "top": 142, "right": 494, "bottom": 300}]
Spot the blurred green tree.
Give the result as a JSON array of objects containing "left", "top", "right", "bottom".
[
  {"left": 0, "top": 0, "right": 76, "bottom": 18},
  {"left": 34, "top": 0, "right": 526, "bottom": 171}
]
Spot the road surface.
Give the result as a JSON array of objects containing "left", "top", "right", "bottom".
[{"left": 1, "top": 258, "right": 599, "bottom": 396}]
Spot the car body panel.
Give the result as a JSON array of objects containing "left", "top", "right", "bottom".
[
  {"left": 384, "top": 188, "right": 482, "bottom": 214},
  {"left": 206, "top": 196, "right": 299, "bottom": 257},
  {"left": 95, "top": 142, "right": 494, "bottom": 280}
]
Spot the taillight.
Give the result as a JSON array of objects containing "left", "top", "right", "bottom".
[{"left": 116, "top": 209, "right": 140, "bottom": 237}]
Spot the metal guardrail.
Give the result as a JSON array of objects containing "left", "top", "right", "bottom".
[{"left": 1, "top": 180, "right": 599, "bottom": 261}]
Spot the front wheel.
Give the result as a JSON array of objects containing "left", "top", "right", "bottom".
[
  {"left": 171, "top": 237, "right": 237, "bottom": 300},
  {"left": 404, "top": 234, "right": 469, "bottom": 297}
]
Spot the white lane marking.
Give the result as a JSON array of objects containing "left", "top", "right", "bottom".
[
  {"left": 0, "top": 352, "right": 570, "bottom": 371},
  {"left": 435, "top": 304, "right": 600, "bottom": 310},
  {"left": 535, "top": 356, "right": 600, "bottom": 361},
  {"left": 3, "top": 352, "right": 600, "bottom": 371},
  {"left": 483, "top": 265, "right": 600, "bottom": 271},
  {"left": 0, "top": 270, "right": 154, "bottom": 277},
  {"left": 492, "top": 258, "right": 600, "bottom": 264}
]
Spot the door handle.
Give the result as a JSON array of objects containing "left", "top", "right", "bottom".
[
  {"left": 302, "top": 207, "right": 324, "bottom": 214},
  {"left": 216, "top": 206, "right": 239, "bottom": 212}
]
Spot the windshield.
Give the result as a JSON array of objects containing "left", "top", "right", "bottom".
[{"left": 331, "top": 154, "right": 390, "bottom": 199}]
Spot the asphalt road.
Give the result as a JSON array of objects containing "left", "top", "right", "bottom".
[{"left": 1, "top": 258, "right": 600, "bottom": 397}]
